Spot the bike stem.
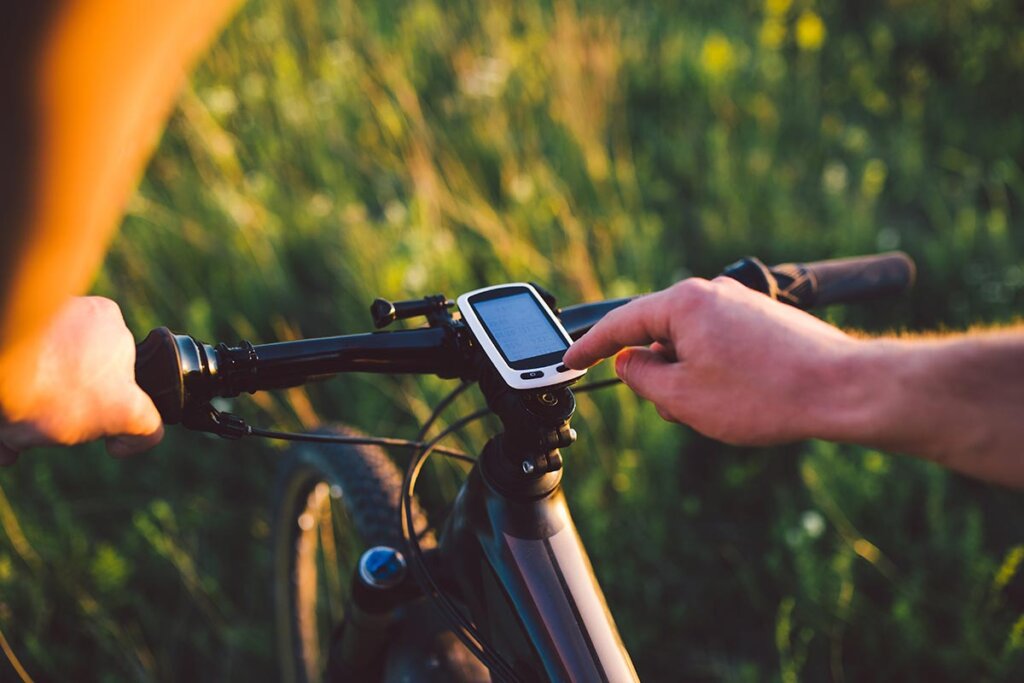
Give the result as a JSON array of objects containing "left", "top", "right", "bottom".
[{"left": 474, "top": 362, "right": 578, "bottom": 498}]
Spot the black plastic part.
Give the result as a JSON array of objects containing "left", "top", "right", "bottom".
[
  {"left": 235, "top": 327, "right": 462, "bottom": 391},
  {"left": 135, "top": 327, "right": 185, "bottom": 424},
  {"left": 529, "top": 282, "right": 559, "bottom": 312},
  {"left": 350, "top": 557, "right": 420, "bottom": 615},
  {"left": 371, "top": 295, "right": 454, "bottom": 329},
  {"left": 473, "top": 362, "right": 576, "bottom": 497},
  {"left": 182, "top": 405, "right": 249, "bottom": 439},
  {"left": 786, "top": 251, "right": 915, "bottom": 308},
  {"left": 723, "top": 252, "right": 916, "bottom": 310},
  {"left": 721, "top": 257, "right": 778, "bottom": 298},
  {"left": 371, "top": 298, "right": 397, "bottom": 329}
]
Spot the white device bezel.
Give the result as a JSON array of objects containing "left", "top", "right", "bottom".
[{"left": 457, "top": 283, "right": 587, "bottom": 391}]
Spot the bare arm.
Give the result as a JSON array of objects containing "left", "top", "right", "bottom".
[
  {"left": 830, "top": 331, "right": 1024, "bottom": 485},
  {"left": 1, "top": 0, "right": 240, "bottom": 370},
  {"left": 563, "top": 277, "right": 1024, "bottom": 488},
  {"left": 0, "top": 0, "right": 240, "bottom": 460}
]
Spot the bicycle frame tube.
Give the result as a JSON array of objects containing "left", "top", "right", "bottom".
[{"left": 439, "top": 463, "right": 638, "bottom": 682}]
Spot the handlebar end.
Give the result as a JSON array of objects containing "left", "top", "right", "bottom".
[{"left": 135, "top": 327, "right": 186, "bottom": 424}]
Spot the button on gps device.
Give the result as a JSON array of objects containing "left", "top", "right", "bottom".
[{"left": 457, "top": 283, "right": 587, "bottom": 391}]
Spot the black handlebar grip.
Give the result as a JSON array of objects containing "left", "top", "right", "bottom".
[
  {"left": 135, "top": 327, "right": 186, "bottom": 424},
  {"left": 770, "top": 251, "right": 916, "bottom": 309}
]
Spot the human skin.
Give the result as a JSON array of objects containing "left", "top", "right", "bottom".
[
  {"left": 0, "top": 297, "right": 164, "bottom": 465},
  {"left": 0, "top": 0, "right": 239, "bottom": 461},
  {"left": 563, "top": 277, "right": 1024, "bottom": 489},
  {"left": 0, "top": 0, "right": 241, "bottom": 363}
]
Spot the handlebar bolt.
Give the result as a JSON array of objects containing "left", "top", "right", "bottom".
[
  {"left": 521, "top": 460, "right": 536, "bottom": 475},
  {"left": 538, "top": 392, "right": 558, "bottom": 406}
]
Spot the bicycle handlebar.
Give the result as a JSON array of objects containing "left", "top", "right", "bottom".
[
  {"left": 135, "top": 251, "right": 915, "bottom": 426},
  {"left": 720, "top": 250, "right": 915, "bottom": 309},
  {"left": 789, "top": 251, "right": 915, "bottom": 306},
  {"left": 134, "top": 326, "right": 462, "bottom": 424}
]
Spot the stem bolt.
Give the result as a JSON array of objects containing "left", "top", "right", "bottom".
[{"left": 521, "top": 459, "right": 536, "bottom": 475}]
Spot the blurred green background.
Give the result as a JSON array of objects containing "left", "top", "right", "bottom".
[{"left": 2, "top": 0, "right": 1024, "bottom": 680}]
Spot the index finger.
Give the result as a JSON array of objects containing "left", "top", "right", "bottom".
[{"left": 563, "top": 290, "right": 675, "bottom": 369}]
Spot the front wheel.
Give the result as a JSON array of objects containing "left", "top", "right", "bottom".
[{"left": 271, "top": 427, "right": 433, "bottom": 683}]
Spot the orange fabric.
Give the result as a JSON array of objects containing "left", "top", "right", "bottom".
[{"left": 0, "top": 0, "right": 240, "bottom": 397}]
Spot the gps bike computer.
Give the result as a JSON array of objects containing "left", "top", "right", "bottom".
[{"left": 457, "top": 283, "right": 587, "bottom": 391}]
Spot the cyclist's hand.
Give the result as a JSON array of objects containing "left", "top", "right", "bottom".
[
  {"left": 0, "top": 297, "right": 164, "bottom": 465},
  {"left": 563, "top": 277, "right": 859, "bottom": 445}
]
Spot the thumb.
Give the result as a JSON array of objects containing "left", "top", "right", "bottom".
[
  {"left": 106, "top": 428, "right": 164, "bottom": 458},
  {"left": 614, "top": 347, "right": 673, "bottom": 403}
]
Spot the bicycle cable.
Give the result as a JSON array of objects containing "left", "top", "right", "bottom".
[
  {"left": 223, "top": 377, "right": 617, "bottom": 457},
  {"left": 246, "top": 427, "right": 475, "bottom": 464},
  {"left": 401, "top": 405, "right": 522, "bottom": 682},
  {"left": 571, "top": 377, "right": 622, "bottom": 394},
  {"left": 416, "top": 380, "right": 474, "bottom": 435},
  {"left": 404, "top": 381, "right": 523, "bottom": 679}
]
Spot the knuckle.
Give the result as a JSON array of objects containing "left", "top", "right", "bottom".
[
  {"left": 711, "top": 274, "right": 743, "bottom": 288},
  {"left": 670, "top": 278, "right": 712, "bottom": 311},
  {"left": 596, "top": 309, "right": 617, "bottom": 331},
  {"left": 92, "top": 297, "right": 128, "bottom": 327},
  {"left": 602, "top": 304, "right": 628, "bottom": 328},
  {"left": 85, "top": 296, "right": 118, "bottom": 315}
]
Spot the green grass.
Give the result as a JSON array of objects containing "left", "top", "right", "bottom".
[{"left": 2, "top": 0, "right": 1023, "bottom": 680}]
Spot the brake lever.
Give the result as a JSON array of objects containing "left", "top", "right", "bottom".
[{"left": 182, "top": 403, "right": 250, "bottom": 440}]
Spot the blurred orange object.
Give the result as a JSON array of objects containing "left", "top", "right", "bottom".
[{"left": 0, "top": 0, "right": 240, "bottom": 398}]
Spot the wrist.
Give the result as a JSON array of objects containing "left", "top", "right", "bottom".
[
  {"left": 808, "top": 336, "right": 975, "bottom": 460},
  {"left": 804, "top": 337, "right": 905, "bottom": 446}
]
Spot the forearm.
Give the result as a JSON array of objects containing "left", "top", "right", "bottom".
[
  {"left": 0, "top": 0, "right": 241, "bottom": 392},
  {"left": 821, "top": 329, "right": 1024, "bottom": 487}
]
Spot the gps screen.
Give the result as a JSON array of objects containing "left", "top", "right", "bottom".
[{"left": 473, "top": 293, "right": 568, "bottom": 363}]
